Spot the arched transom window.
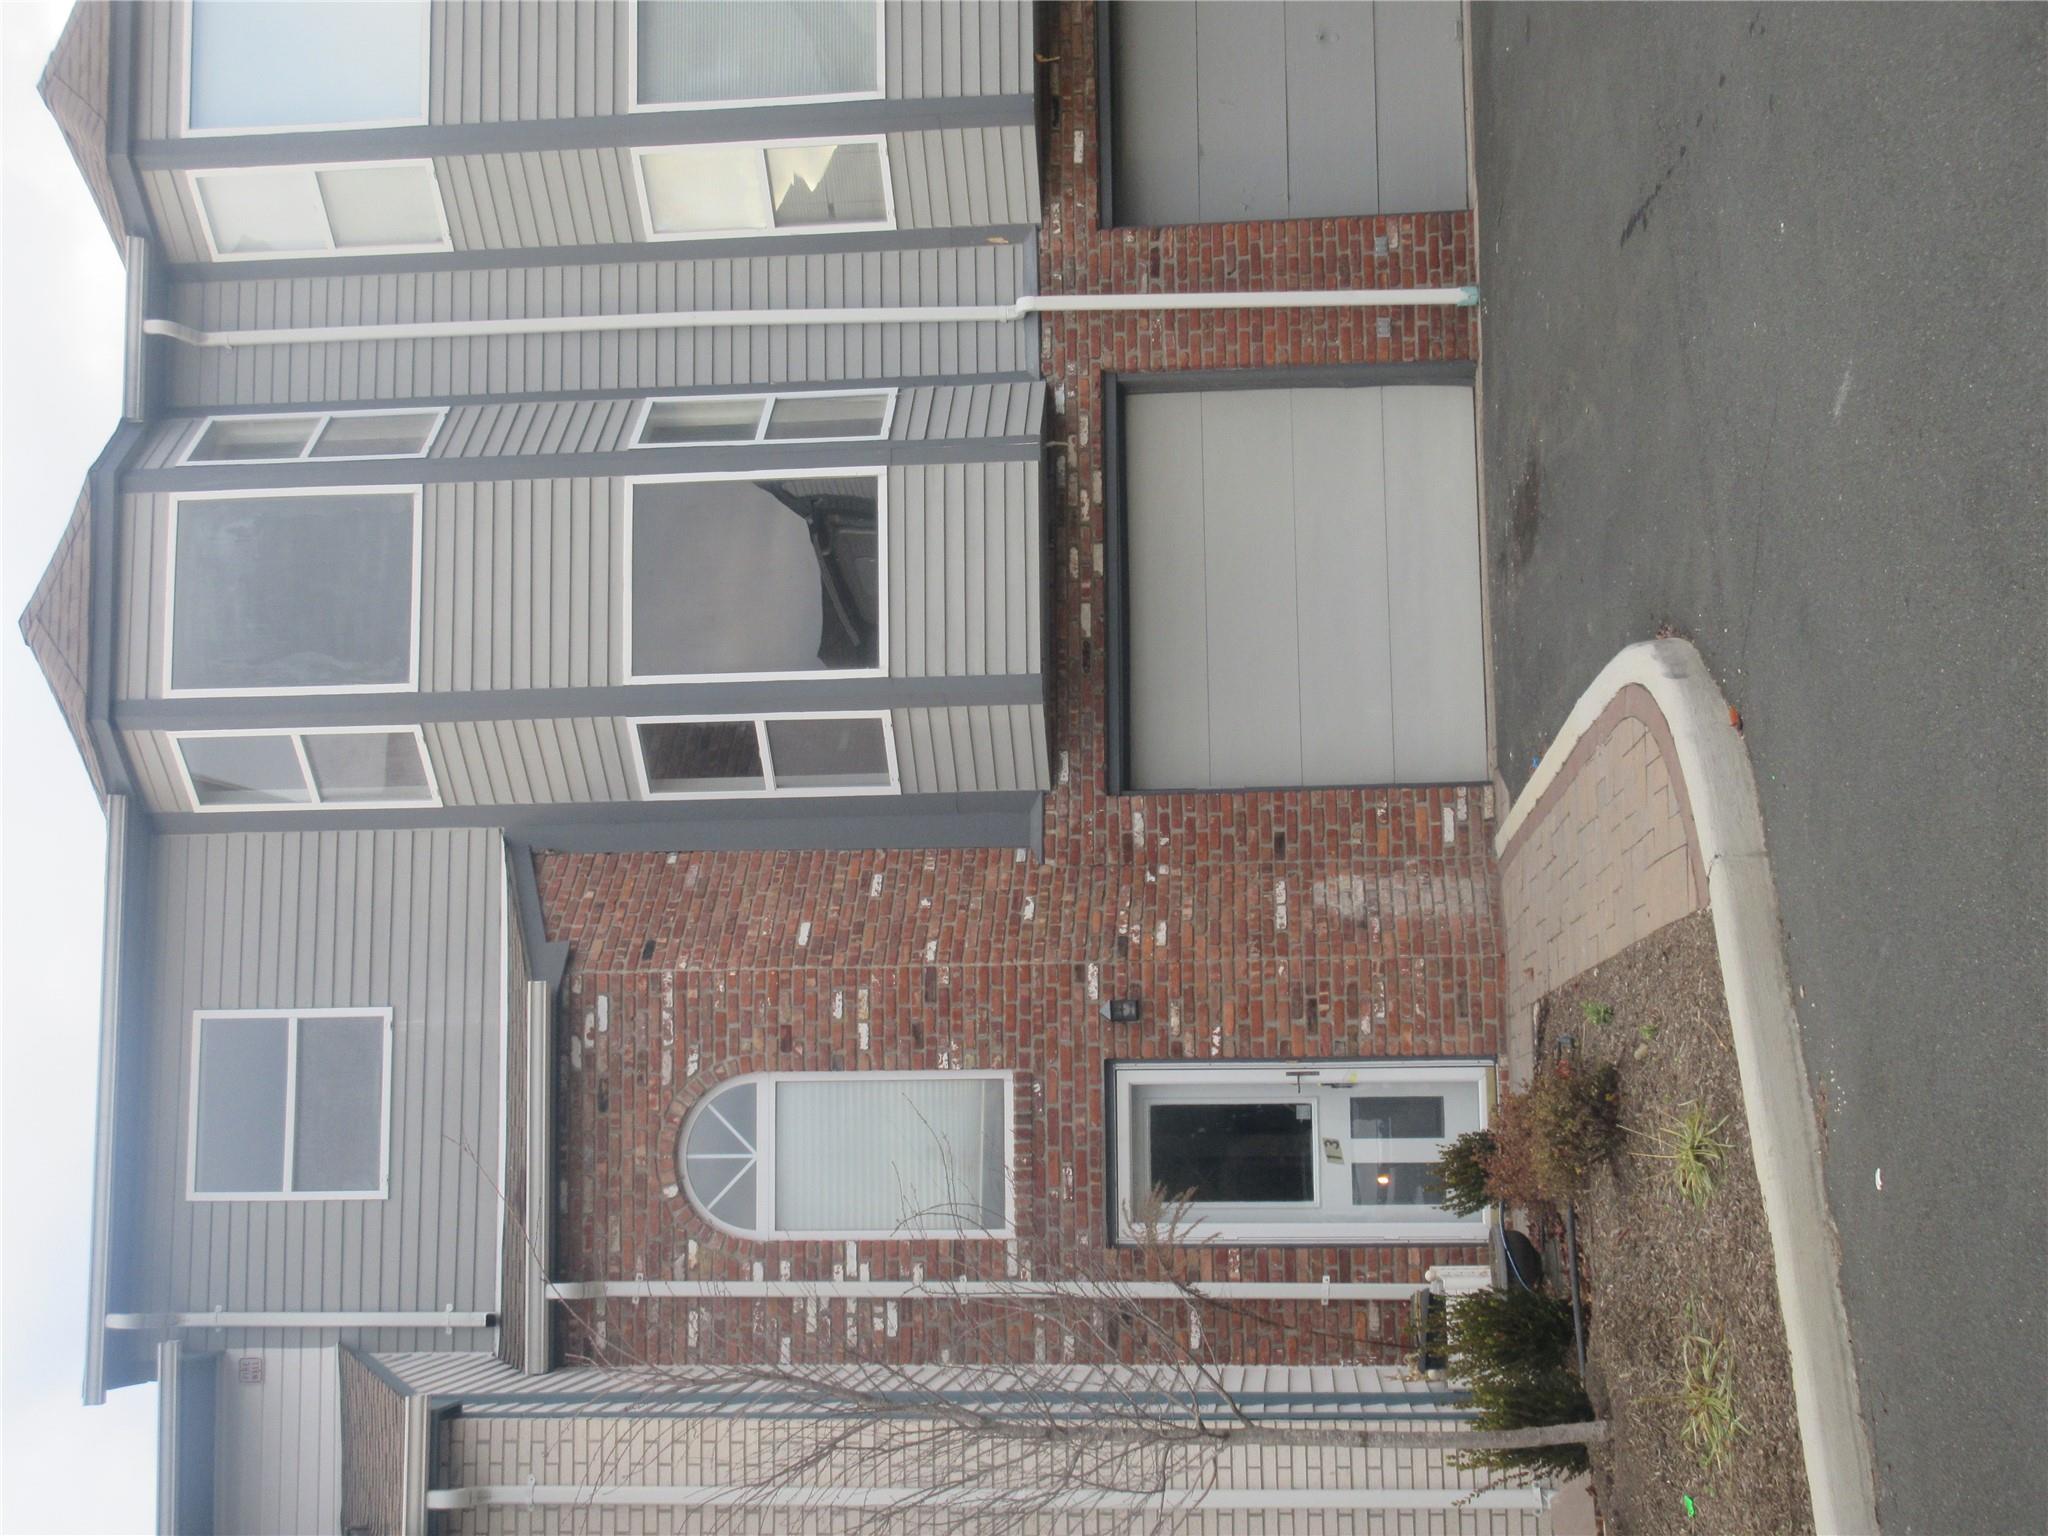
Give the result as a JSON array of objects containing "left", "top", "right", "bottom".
[{"left": 680, "top": 1072, "right": 1014, "bottom": 1241}]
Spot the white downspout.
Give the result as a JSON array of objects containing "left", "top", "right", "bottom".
[
  {"left": 106, "top": 1309, "right": 495, "bottom": 1331},
  {"left": 548, "top": 1278, "right": 1416, "bottom": 1304},
  {"left": 427, "top": 1483, "right": 1545, "bottom": 1514},
  {"left": 140, "top": 286, "right": 1480, "bottom": 350}
]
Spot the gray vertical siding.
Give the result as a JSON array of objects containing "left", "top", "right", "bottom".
[
  {"left": 212, "top": 1348, "right": 343, "bottom": 1536},
  {"left": 135, "top": 1, "right": 1035, "bottom": 139},
  {"left": 423, "top": 717, "right": 639, "bottom": 806},
  {"left": 160, "top": 244, "right": 1036, "bottom": 409},
  {"left": 891, "top": 704, "right": 1048, "bottom": 794},
  {"left": 140, "top": 828, "right": 502, "bottom": 1354},
  {"left": 888, "top": 460, "right": 1040, "bottom": 678}
]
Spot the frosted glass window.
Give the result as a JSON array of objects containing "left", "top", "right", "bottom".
[
  {"left": 318, "top": 165, "right": 447, "bottom": 249},
  {"left": 188, "top": 0, "right": 427, "bottom": 132},
  {"left": 194, "top": 168, "right": 330, "bottom": 255},
  {"left": 637, "top": 721, "right": 767, "bottom": 795},
  {"left": 640, "top": 145, "right": 770, "bottom": 234},
  {"left": 764, "top": 393, "right": 889, "bottom": 441},
  {"left": 763, "top": 717, "right": 891, "bottom": 790},
  {"left": 636, "top": 0, "right": 879, "bottom": 106},
  {"left": 766, "top": 142, "right": 885, "bottom": 227},
  {"left": 679, "top": 1075, "right": 1009, "bottom": 1238},
  {"left": 188, "top": 416, "right": 322, "bottom": 463},
  {"left": 189, "top": 1012, "right": 389, "bottom": 1198},
  {"left": 169, "top": 493, "right": 417, "bottom": 693},
  {"left": 636, "top": 141, "right": 889, "bottom": 238},
  {"left": 637, "top": 397, "right": 768, "bottom": 445},
  {"left": 308, "top": 412, "right": 441, "bottom": 459}
]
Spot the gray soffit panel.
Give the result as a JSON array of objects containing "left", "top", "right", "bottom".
[
  {"left": 164, "top": 225, "right": 1037, "bottom": 285},
  {"left": 130, "top": 95, "right": 1038, "bottom": 170},
  {"left": 116, "top": 674, "right": 1044, "bottom": 731},
  {"left": 126, "top": 437, "right": 1040, "bottom": 494},
  {"left": 148, "top": 792, "right": 1046, "bottom": 856}
]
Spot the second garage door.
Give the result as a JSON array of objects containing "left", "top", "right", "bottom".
[{"left": 1122, "top": 384, "right": 1487, "bottom": 791}]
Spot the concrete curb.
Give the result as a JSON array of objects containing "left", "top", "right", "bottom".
[{"left": 1494, "top": 638, "right": 1879, "bottom": 1536}]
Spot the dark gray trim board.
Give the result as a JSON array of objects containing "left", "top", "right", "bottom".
[
  {"left": 165, "top": 224, "right": 1036, "bottom": 284},
  {"left": 505, "top": 841, "right": 569, "bottom": 992},
  {"left": 86, "top": 419, "right": 151, "bottom": 801},
  {"left": 1098, "top": 364, "right": 1481, "bottom": 796},
  {"left": 166, "top": 373, "right": 1040, "bottom": 419},
  {"left": 132, "top": 94, "right": 1039, "bottom": 170},
  {"left": 125, "top": 436, "right": 1042, "bottom": 493},
  {"left": 149, "top": 792, "right": 1046, "bottom": 856},
  {"left": 1094, "top": 0, "right": 1119, "bottom": 232},
  {"left": 116, "top": 674, "right": 1046, "bottom": 731},
  {"left": 103, "top": 0, "right": 153, "bottom": 246}
]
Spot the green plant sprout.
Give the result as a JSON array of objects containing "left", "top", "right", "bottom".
[
  {"left": 1631, "top": 1101, "right": 1733, "bottom": 1210},
  {"left": 1581, "top": 1000, "right": 1615, "bottom": 1028}
]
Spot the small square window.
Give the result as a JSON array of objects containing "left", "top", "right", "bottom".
[
  {"left": 638, "top": 397, "right": 767, "bottom": 446},
  {"left": 636, "top": 141, "right": 890, "bottom": 240},
  {"left": 638, "top": 720, "right": 767, "bottom": 795},
  {"left": 179, "top": 735, "right": 311, "bottom": 808},
  {"left": 190, "top": 1012, "right": 389, "bottom": 1199},
  {"left": 1348, "top": 1096, "right": 1446, "bottom": 1139},
  {"left": 316, "top": 164, "right": 446, "bottom": 250},
  {"left": 194, "top": 168, "right": 331, "bottom": 256},
  {"left": 302, "top": 732, "right": 434, "bottom": 805},
  {"left": 764, "top": 717, "right": 892, "bottom": 790},
  {"left": 639, "top": 144, "right": 771, "bottom": 235},
  {"left": 763, "top": 393, "right": 889, "bottom": 441}
]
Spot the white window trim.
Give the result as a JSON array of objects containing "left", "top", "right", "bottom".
[
  {"left": 179, "top": 0, "right": 432, "bottom": 137},
  {"left": 629, "top": 711, "right": 899, "bottom": 801},
  {"left": 186, "top": 160, "right": 454, "bottom": 263},
  {"left": 170, "top": 725, "right": 442, "bottom": 813},
  {"left": 163, "top": 485, "right": 424, "bottom": 700},
  {"left": 185, "top": 1008, "right": 395, "bottom": 1202},
  {"left": 628, "top": 388, "right": 899, "bottom": 449},
  {"left": 628, "top": 136, "right": 896, "bottom": 242},
  {"left": 621, "top": 468, "right": 889, "bottom": 685},
  {"left": 625, "top": 0, "right": 886, "bottom": 113},
  {"left": 680, "top": 1070, "right": 1017, "bottom": 1242},
  {"left": 1110, "top": 1059, "right": 1497, "bottom": 1245},
  {"left": 178, "top": 407, "right": 450, "bottom": 466}
]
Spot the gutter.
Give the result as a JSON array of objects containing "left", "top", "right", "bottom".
[
  {"left": 107, "top": 1310, "right": 497, "bottom": 1331},
  {"left": 140, "top": 287, "right": 1482, "bottom": 351}
]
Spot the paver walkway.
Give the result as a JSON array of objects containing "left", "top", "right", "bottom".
[{"left": 1495, "top": 682, "right": 1707, "bottom": 1084}]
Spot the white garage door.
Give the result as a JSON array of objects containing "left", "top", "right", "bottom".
[{"left": 1124, "top": 384, "right": 1487, "bottom": 790}]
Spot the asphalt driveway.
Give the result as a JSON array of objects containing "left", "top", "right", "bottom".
[{"left": 1470, "top": 7, "right": 2047, "bottom": 1533}]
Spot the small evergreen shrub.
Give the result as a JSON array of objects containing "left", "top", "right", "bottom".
[
  {"left": 1445, "top": 1286, "right": 1595, "bottom": 1477},
  {"left": 1432, "top": 1129, "right": 1497, "bottom": 1217}
]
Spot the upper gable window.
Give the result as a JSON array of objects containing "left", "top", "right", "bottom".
[
  {"left": 183, "top": 409, "right": 446, "bottom": 465},
  {"left": 167, "top": 490, "right": 420, "bottom": 697},
  {"left": 632, "top": 140, "right": 891, "bottom": 240},
  {"left": 634, "top": 0, "right": 881, "bottom": 109},
  {"left": 191, "top": 163, "right": 451, "bottom": 261},
  {"left": 186, "top": 0, "right": 429, "bottom": 134}
]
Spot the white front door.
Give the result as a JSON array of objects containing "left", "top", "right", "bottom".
[{"left": 1113, "top": 1060, "right": 1492, "bottom": 1243}]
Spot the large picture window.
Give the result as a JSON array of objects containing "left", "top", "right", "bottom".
[
  {"left": 166, "top": 489, "right": 421, "bottom": 697},
  {"left": 632, "top": 139, "right": 892, "bottom": 240},
  {"left": 190, "top": 162, "right": 451, "bottom": 261},
  {"left": 187, "top": 1011, "right": 393, "bottom": 1200},
  {"left": 1110, "top": 1059, "right": 1493, "bottom": 1243},
  {"left": 625, "top": 472, "right": 885, "bottom": 682},
  {"left": 633, "top": 0, "right": 882, "bottom": 110},
  {"left": 680, "top": 1072, "right": 1013, "bottom": 1239},
  {"left": 186, "top": 0, "right": 430, "bottom": 135}
]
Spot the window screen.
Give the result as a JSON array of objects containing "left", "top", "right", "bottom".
[
  {"left": 170, "top": 494, "right": 416, "bottom": 693},
  {"left": 190, "top": 1013, "right": 386, "bottom": 1197},
  {"left": 188, "top": 415, "right": 322, "bottom": 463},
  {"left": 307, "top": 411, "right": 441, "bottom": 459},
  {"left": 637, "top": 720, "right": 767, "bottom": 794},
  {"left": 1147, "top": 1102, "right": 1315, "bottom": 1204},
  {"left": 194, "top": 168, "right": 330, "bottom": 255},
  {"left": 301, "top": 732, "right": 433, "bottom": 803},
  {"left": 630, "top": 477, "right": 880, "bottom": 677},
  {"left": 764, "top": 393, "right": 889, "bottom": 441},
  {"left": 636, "top": 0, "right": 878, "bottom": 106},
  {"left": 765, "top": 142, "right": 886, "bottom": 227},
  {"left": 193, "top": 164, "right": 446, "bottom": 259},
  {"left": 317, "top": 164, "right": 446, "bottom": 249},
  {"left": 180, "top": 735, "right": 311, "bottom": 808},
  {"left": 764, "top": 717, "right": 891, "bottom": 790},
  {"left": 637, "top": 142, "right": 886, "bottom": 236},
  {"left": 638, "top": 397, "right": 767, "bottom": 445},
  {"left": 1349, "top": 1096, "right": 1446, "bottom": 1139},
  {"left": 188, "top": 0, "right": 427, "bottom": 131}
]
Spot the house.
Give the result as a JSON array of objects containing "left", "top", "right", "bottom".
[{"left": 25, "top": 1, "right": 1530, "bottom": 1530}]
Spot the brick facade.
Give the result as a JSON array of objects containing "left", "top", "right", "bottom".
[{"left": 540, "top": 1, "right": 1494, "bottom": 1374}]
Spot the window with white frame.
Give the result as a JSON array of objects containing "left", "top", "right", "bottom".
[
  {"left": 186, "top": 0, "right": 429, "bottom": 134},
  {"left": 190, "top": 162, "right": 450, "bottom": 261},
  {"left": 633, "top": 714, "right": 896, "bottom": 799},
  {"left": 632, "top": 390, "right": 894, "bottom": 447},
  {"left": 167, "top": 490, "right": 420, "bottom": 696},
  {"left": 182, "top": 409, "right": 446, "bottom": 465},
  {"left": 634, "top": 0, "right": 881, "bottom": 109},
  {"left": 633, "top": 139, "right": 891, "bottom": 239},
  {"left": 174, "top": 729, "right": 439, "bottom": 811},
  {"left": 680, "top": 1072, "right": 1012, "bottom": 1239},
  {"left": 188, "top": 1011, "right": 392, "bottom": 1199},
  {"left": 626, "top": 472, "right": 884, "bottom": 681},
  {"left": 1110, "top": 1059, "right": 1493, "bottom": 1244}
]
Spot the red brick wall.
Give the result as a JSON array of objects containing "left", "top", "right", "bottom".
[{"left": 539, "top": 0, "right": 1492, "bottom": 1374}]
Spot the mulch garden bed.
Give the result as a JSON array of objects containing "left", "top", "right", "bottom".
[{"left": 1536, "top": 909, "right": 1813, "bottom": 1536}]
